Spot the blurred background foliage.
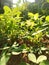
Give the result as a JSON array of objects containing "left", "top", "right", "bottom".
[{"left": 0, "top": 0, "right": 49, "bottom": 20}]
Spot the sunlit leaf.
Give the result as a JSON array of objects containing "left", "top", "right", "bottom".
[
  {"left": 0, "top": 52, "right": 10, "bottom": 65},
  {"left": 47, "top": 0, "right": 49, "bottom": 3},
  {"left": 28, "top": 53, "right": 36, "bottom": 63},
  {"left": 12, "top": 52, "right": 21, "bottom": 55},
  {"left": 37, "top": 55, "right": 47, "bottom": 63},
  {"left": 46, "top": 16, "right": 49, "bottom": 22},
  {"left": 34, "top": 13, "right": 39, "bottom": 20},
  {"left": 28, "top": 12, "right": 34, "bottom": 18},
  {"left": 26, "top": 20, "right": 35, "bottom": 27},
  {"left": 3, "top": 6, "right": 11, "bottom": 14},
  {"left": 41, "top": 47, "right": 47, "bottom": 51},
  {"left": 32, "top": 27, "right": 48, "bottom": 36}
]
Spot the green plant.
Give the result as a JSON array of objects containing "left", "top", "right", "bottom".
[
  {"left": 0, "top": 6, "right": 49, "bottom": 65},
  {"left": 28, "top": 53, "right": 47, "bottom": 64}
]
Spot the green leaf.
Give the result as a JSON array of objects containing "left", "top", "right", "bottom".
[
  {"left": 37, "top": 55, "right": 47, "bottom": 63},
  {"left": 46, "top": 16, "right": 49, "bottom": 22},
  {"left": 28, "top": 12, "right": 34, "bottom": 18},
  {"left": 3, "top": 6, "right": 11, "bottom": 14},
  {"left": 34, "top": 13, "right": 39, "bottom": 20},
  {"left": 0, "top": 52, "right": 10, "bottom": 65},
  {"left": 28, "top": 53, "right": 36, "bottom": 63},
  {"left": 20, "top": 61, "right": 30, "bottom": 65},
  {"left": 32, "top": 27, "right": 48, "bottom": 36},
  {"left": 12, "top": 52, "right": 21, "bottom": 55},
  {"left": 39, "top": 60, "right": 49, "bottom": 65},
  {"left": 47, "top": 0, "right": 49, "bottom": 3},
  {"left": 41, "top": 47, "right": 47, "bottom": 51}
]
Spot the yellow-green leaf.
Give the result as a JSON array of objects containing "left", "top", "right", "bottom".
[
  {"left": 3, "top": 6, "right": 11, "bottom": 14},
  {"left": 28, "top": 53, "right": 36, "bottom": 63},
  {"left": 46, "top": 16, "right": 49, "bottom": 22},
  {"left": 37, "top": 55, "right": 47, "bottom": 63},
  {"left": 34, "top": 13, "right": 39, "bottom": 20},
  {"left": 28, "top": 12, "right": 34, "bottom": 17}
]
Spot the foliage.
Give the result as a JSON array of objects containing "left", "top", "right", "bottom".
[
  {"left": 39, "top": 60, "right": 49, "bottom": 65},
  {"left": 42, "top": 2, "right": 49, "bottom": 15},
  {"left": 28, "top": 53, "right": 47, "bottom": 64},
  {"left": 0, "top": 6, "right": 49, "bottom": 65},
  {"left": 0, "top": 51, "right": 10, "bottom": 65},
  {"left": 19, "top": 0, "right": 49, "bottom": 20},
  {"left": 20, "top": 61, "right": 30, "bottom": 65}
]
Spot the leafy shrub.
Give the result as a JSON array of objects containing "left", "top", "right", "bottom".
[{"left": 0, "top": 6, "right": 49, "bottom": 65}]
